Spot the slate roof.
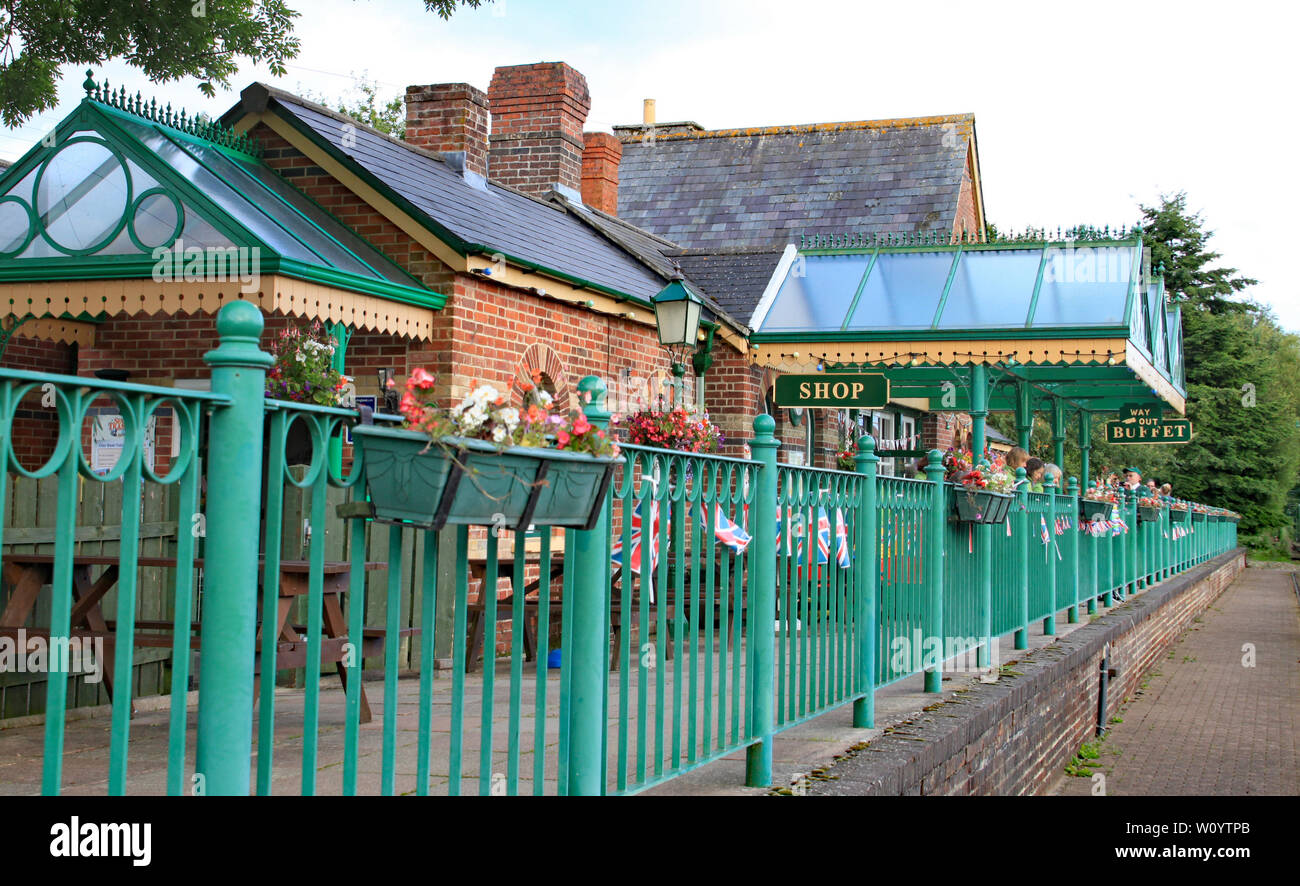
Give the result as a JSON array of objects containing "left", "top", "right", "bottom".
[
  {"left": 550, "top": 196, "right": 745, "bottom": 330},
  {"left": 614, "top": 115, "right": 977, "bottom": 250},
  {"left": 670, "top": 248, "right": 784, "bottom": 324},
  {"left": 225, "top": 85, "right": 671, "bottom": 306}
]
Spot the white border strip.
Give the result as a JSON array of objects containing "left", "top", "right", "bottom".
[{"left": 748, "top": 243, "right": 798, "bottom": 331}]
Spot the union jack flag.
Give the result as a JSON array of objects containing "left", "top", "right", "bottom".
[
  {"left": 702, "top": 503, "right": 751, "bottom": 554},
  {"left": 815, "top": 507, "right": 852, "bottom": 568},
  {"left": 610, "top": 499, "right": 664, "bottom": 575},
  {"left": 775, "top": 505, "right": 807, "bottom": 559},
  {"left": 1039, "top": 515, "right": 1050, "bottom": 546}
]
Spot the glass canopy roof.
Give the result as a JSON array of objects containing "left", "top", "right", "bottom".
[
  {"left": 754, "top": 241, "right": 1138, "bottom": 334},
  {"left": 750, "top": 237, "right": 1187, "bottom": 413},
  {"left": 0, "top": 85, "right": 435, "bottom": 307}
]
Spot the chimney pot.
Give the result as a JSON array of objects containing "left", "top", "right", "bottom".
[{"left": 643, "top": 99, "right": 656, "bottom": 126}]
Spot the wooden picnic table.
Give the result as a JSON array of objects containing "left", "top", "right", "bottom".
[{"left": 0, "top": 553, "right": 395, "bottom": 722}]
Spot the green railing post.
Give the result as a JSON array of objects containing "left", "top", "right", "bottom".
[
  {"left": 1087, "top": 481, "right": 1099, "bottom": 614},
  {"left": 977, "top": 460, "right": 994, "bottom": 667},
  {"left": 567, "top": 375, "right": 612, "bottom": 795},
  {"left": 746, "top": 414, "right": 779, "bottom": 785},
  {"left": 1043, "top": 474, "right": 1057, "bottom": 636},
  {"left": 853, "top": 434, "right": 879, "bottom": 728},
  {"left": 197, "top": 301, "right": 273, "bottom": 796},
  {"left": 1127, "top": 486, "right": 1139, "bottom": 594},
  {"left": 1014, "top": 467, "right": 1029, "bottom": 649},
  {"left": 1066, "top": 477, "right": 1080, "bottom": 623},
  {"left": 970, "top": 366, "right": 994, "bottom": 669},
  {"left": 923, "top": 450, "right": 945, "bottom": 692}
]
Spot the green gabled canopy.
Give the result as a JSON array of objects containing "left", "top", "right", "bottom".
[
  {"left": 748, "top": 233, "right": 1186, "bottom": 414},
  {"left": 0, "top": 76, "right": 440, "bottom": 310}
]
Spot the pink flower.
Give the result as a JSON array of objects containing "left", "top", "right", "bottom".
[
  {"left": 409, "top": 367, "right": 435, "bottom": 390},
  {"left": 556, "top": 430, "right": 571, "bottom": 447}
]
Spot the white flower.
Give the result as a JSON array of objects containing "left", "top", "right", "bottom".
[
  {"left": 536, "top": 390, "right": 554, "bottom": 408},
  {"left": 492, "top": 425, "right": 508, "bottom": 444}
]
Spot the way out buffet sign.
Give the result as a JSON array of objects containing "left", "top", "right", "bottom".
[
  {"left": 1106, "top": 403, "right": 1193, "bottom": 444},
  {"left": 773, "top": 374, "right": 890, "bottom": 408}
]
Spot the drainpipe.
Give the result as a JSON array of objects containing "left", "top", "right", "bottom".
[{"left": 1097, "top": 643, "right": 1118, "bottom": 736}]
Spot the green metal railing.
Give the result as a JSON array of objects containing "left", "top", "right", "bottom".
[{"left": 3, "top": 302, "right": 1240, "bottom": 795}]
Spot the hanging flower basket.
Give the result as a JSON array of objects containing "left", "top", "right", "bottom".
[
  {"left": 1191, "top": 509, "right": 1207, "bottom": 522},
  {"left": 1169, "top": 507, "right": 1190, "bottom": 523},
  {"left": 1080, "top": 499, "right": 1114, "bottom": 521},
  {"left": 353, "top": 425, "right": 619, "bottom": 531},
  {"left": 1227, "top": 514, "right": 1240, "bottom": 524},
  {"left": 951, "top": 488, "right": 1013, "bottom": 525}
]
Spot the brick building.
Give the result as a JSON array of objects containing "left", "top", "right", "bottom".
[{"left": 1, "top": 60, "right": 987, "bottom": 473}]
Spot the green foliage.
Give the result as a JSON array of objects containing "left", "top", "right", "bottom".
[
  {"left": 0, "top": 0, "right": 486, "bottom": 128},
  {"left": 301, "top": 73, "right": 405, "bottom": 140},
  {"left": 994, "top": 195, "right": 1300, "bottom": 534},
  {"left": 0, "top": 1, "right": 301, "bottom": 127},
  {"left": 1137, "top": 194, "right": 1300, "bottom": 533}
]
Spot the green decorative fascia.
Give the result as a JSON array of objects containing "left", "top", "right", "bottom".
[
  {"left": 274, "top": 258, "right": 445, "bottom": 308},
  {"left": 262, "top": 102, "right": 651, "bottom": 307}
]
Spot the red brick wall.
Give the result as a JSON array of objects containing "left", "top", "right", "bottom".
[
  {"left": 5, "top": 338, "right": 76, "bottom": 468},
  {"left": 953, "top": 143, "right": 981, "bottom": 240},
  {"left": 253, "top": 124, "right": 458, "bottom": 297},
  {"left": 823, "top": 550, "right": 1245, "bottom": 795}
]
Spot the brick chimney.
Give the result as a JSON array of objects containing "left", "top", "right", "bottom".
[
  {"left": 581, "top": 133, "right": 621, "bottom": 215},
  {"left": 404, "top": 83, "right": 490, "bottom": 178},
  {"left": 487, "top": 62, "right": 591, "bottom": 196}
]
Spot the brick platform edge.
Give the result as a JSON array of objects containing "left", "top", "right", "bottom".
[{"left": 812, "top": 548, "right": 1248, "bottom": 796}]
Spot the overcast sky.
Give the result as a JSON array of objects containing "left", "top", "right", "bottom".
[{"left": 5, "top": 0, "right": 1294, "bottom": 327}]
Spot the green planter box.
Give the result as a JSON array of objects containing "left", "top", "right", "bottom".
[
  {"left": 1170, "top": 508, "right": 1190, "bottom": 523},
  {"left": 1228, "top": 515, "right": 1240, "bottom": 524},
  {"left": 1138, "top": 505, "right": 1161, "bottom": 523},
  {"left": 951, "top": 488, "right": 1013, "bottom": 524},
  {"left": 353, "top": 425, "right": 620, "bottom": 531},
  {"left": 1191, "top": 510, "right": 1207, "bottom": 522},
  {"left": 1080, "top": 499, "right": 1115, "bottom": 521}
]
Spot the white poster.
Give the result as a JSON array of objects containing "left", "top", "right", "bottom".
[{"left": 91, "top": 412, "right": 156, "bottom": 475}]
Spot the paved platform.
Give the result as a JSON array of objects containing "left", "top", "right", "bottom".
[{"left": 1052, "top": 566, "right": 1300, "bottom": 796}]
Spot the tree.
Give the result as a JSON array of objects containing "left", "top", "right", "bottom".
[
  {"left": 1136, "top": 193, "right": 1300, "bottom": 534},
  {"left": 0, "top": 0, "right": 485, "bottom": 127},
  {"left": 302, "top": 74, "right": 404, "bottom": 140}
]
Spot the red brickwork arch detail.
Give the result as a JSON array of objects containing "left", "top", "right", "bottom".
[{"left": 512, "top": 344, "right": 571, "bottom": 412}]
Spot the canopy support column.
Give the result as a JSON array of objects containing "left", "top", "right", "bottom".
[
  {"left": 971, "top": 365, "right": 994, "bottom": 670},
  {"left": 1078, "top": 410, "right": 1092, "bottom": 486},
  {"left": 328, "top": 322, "right": 353, "bottom": 477},
  {"left": 1015, "top": 381, "right": 1032, "bottom": 450},
  {"left": 1051, "top": 397, "right": 1066, "bottom": 470}
]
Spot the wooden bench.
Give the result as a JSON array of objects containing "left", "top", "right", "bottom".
[{"left": 0, "top": 554, "right": 402, "bottom": 723}]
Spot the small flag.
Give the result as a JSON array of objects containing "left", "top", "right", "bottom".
[{"left": 1039, "top": 515, "right": 1050, "bottom": 546}]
